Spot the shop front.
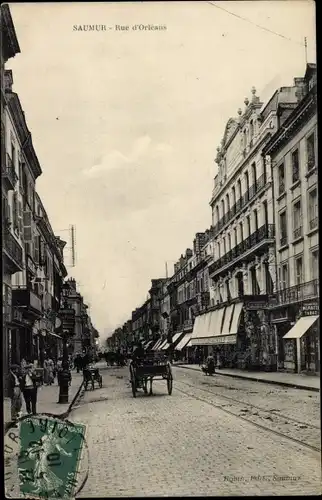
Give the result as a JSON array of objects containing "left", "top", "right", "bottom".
[{"left": 272, "top": 301, "right": 319, "bottom": 374}]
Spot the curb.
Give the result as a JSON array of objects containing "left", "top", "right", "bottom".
[{"left": 175, "top": 365, "right": 320, "bottom": 392}]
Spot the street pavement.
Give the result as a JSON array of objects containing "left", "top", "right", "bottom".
[{"left": 70, "top": 365, "right": 321, "bottom": 497}]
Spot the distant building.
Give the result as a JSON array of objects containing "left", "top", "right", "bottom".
[{"left": 264, "top": 63, "right": 318, "bottom": 374}]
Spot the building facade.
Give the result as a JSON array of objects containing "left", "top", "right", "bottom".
[
  {"left": 264, "top": 63, "right": 318, "bottom": 374},
  {"left": 2, "top": 7, "right": 22, "bottom": 393},
  {"left": 192, "top": 84, "right": 303, "bottom": 370}
]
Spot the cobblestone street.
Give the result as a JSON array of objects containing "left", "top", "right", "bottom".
[{"left": 71, "top": 366, "right": 321, "bottom": 497}]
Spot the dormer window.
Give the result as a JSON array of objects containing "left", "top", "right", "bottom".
[{"left": 249, "top": 120, "right": 254, "bottom": 137}]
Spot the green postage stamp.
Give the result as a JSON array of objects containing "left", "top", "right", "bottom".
[{"left": 5, "top": 414, "right": 87, "bottom": 499}]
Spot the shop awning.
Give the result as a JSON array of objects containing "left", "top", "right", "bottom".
[
  {"left": 145, "top": 340, "right": 154, "bottom": 350},
  {"left": 186, "top": 339, "right": 192, "bottom": 347},
  {"left": 152, "top": 339, "right": 162, "bottom": 350},
  {"left": 175, "top": 333, "right": 193, "bottom": 351},
  {"left": 191, "top": 307, "right": 228, "bottom": 345},
  {"left": 229, "top": 302, "right": 243, "bottom": 335},
  {"left": 221, "top": 304, "right": 234, "bottom": 334},
  {"left": 283, "top": 316, "right": 319, "bottom": 339},
  {"left": 158, "top": 339, "right": 168, "bottom": 350},
  {"left": 171, "top": 332, "right": 183, "bottom": 345}
]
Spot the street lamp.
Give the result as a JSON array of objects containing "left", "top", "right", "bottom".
[{"left": 58, "top": 282, "right": 72, "bottom": 404}]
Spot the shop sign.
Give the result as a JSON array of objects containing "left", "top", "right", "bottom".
[
  {"left": 301, "top": 303, "right": 320, "bottom": 316},
  {"left": 270, "top": 308, "right": 289, "bottom": 323},
  {"left": 245, "top": 301, "right": 269, "bottom": 310}
]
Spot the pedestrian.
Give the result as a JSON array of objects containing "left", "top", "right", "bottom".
[
  {"left": 9, "top": 364, "right": 23, "bottom": 422},
  {"left": 21, "top": 361, "right": 38, "bottom": 415}
]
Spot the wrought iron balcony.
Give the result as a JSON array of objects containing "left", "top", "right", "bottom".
[
  {"left": 12, "top": 286, "right": 42, "bottom": 316},
  {"left": 212, "top": 174, "right": 268, "bottom": 239},
  {"left": 3, "top": 230, "right": 24, "bottom": 273},
  {"left": 307, "top": 156, "right": 316, "bottom": 172},
  {"left": 2, "top": 153, "right": 18, "bottom": 191},
  {"left": 208, "top": 224, "right": 275, "bottom": 276},
  {"left": 309, "top": 217, "right": 318, "bottom": 231},
  {"left": 293, "top": 226, "right": 303, "bottom": 240},
  {"left": 275, "top": 279, "right": 319, "bottom": 306}
]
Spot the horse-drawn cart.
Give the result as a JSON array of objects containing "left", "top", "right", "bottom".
[
  {"left": 83, "top": 365, "right": 103, "bottom": 390},
  {"left": 129, "top": 353, "right": 173, "bottom": 398}
]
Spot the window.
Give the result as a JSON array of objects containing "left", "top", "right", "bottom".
[
  {"left": 239, "top": 222, "right": 244, "bottom": 242},
  {"left": 223, "top": 237, "right": 226, "bottom": 255},
  {"left": 280, "top": 264, "right": 288, "bottom": 289},
  {"left": 306, "top": 133, "right": 315, "bottom": 171},
  {"left": 228, "top": 234, "right": 231, "bottom": 251},
  {"left": 311, "top": 250, "right": 319, "bottom": 280},
  {"left": 279, "top": 211, "right": 287, "bottom": 246},
  {"left": 237, "top": 179, "right": 242, "bottom": 200},
  {"left": 249, "top": 120, "right": 254, "bottom": 138},
  {"left": 232, "top": 186, "right": 236, "bottom": 207},
  {"left": 250, "top": 267, "right": 260, "bottom": 295},
  {"left": 226, "top": 193, "right": 230, "bottom": 213},
  {"left": 11, "top": 142, "right": 16, "bottom": 168},
  {"left": 246, "top": 215, "right": 251, "bottom": 237},
  {"left": 234, "top": 228, "right": 237, "bottom": 246},
  {"left": 216, "top": 205, "right": 220, "bottom": 224},
  {"left": 278, "top": 163, "right": 285, "bottom": 195},
  {"left": 253, "top": 209, "right": 259, "bottom": 232},
  {"left": 244, "top": 171, "right": 249, "bottom": 201},
  {"left": 291, "top": 149, "right": 299, "bottom": 184},
  {"left": 295, "top": 256, "right": 303, "bottom": 285},
  {"left": 293, "top": 200, "right": 302, "bottom": 239},
  {"left": 308, "top": 188, "right": 318, "bottom": 231},
  {"left": 251, "top": 162, "right": 257, "bottom": 189}
]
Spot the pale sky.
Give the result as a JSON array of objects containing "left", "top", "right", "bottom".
[{"left": 8, "top": 1, "right": 316, "bottom": 339}]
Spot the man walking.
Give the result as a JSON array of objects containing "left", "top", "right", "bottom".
[
  {"left": 9, "top": 364, "right": 22, "bottom": 422},
  {"left": 21, "top": 361, "right": 38, "bottom": 415}
]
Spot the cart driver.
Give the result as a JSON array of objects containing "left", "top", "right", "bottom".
[{"left": 132, "top": 341, "right": 145, "bottom": 362}]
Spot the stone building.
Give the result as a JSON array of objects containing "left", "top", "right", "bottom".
[
  {"left": 2, "top": 6, "right": 22, "bottom": 393},
  {"left": 263, "top": 63, "right": 318, "bottom": 374},
  {"left": 192, "top": 83, "right": 304, "bottom": 370}
]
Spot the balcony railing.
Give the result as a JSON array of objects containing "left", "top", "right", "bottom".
[
  {"left": 12, "top": 287, "right": 42, "bottom": 315},
  {"left": 309, "top": 217, "right": 318, "bottom": 231},
  {"left": 276, "top": 279, "right": 319, "bottom": 305},
  {"left": 212, "top": 173, "right": 267, "bottom": 238},
  {"left": 2, "top": 153, "right": 18, "bottom": 190},
  {"left": 208, "top": 223, "right": 275, "bottom": 275},
  {"left": 3, "top": 230, "right": 24, "bottom": 271},
  {"left": 293, "top": 226, "right": 303, "bottom": 240},
  {"left": 307, "top": 156, "right": 316, "bottom": 172}
]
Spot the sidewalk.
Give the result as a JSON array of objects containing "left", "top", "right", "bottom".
[
  {"left": 4, "top": 370, "right": 84, "bottom": 427},
  {"left": 175, "top": 364, "right": 320, "bottom": 392}
]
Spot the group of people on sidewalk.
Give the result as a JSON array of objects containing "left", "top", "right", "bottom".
[{"left": 8, "top": 355, "right": 74, "bottom": 423}]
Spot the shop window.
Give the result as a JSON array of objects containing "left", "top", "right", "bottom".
[
  {"left": 292, "top": 200, "right": 302, "bottom": 239},
  {"left": 295, "top": 256, "right": 303, "bottom": 285},
  {"left": 306, "top": 132, "right": 315, "bottom": 171},
  {"left": 278, "top": 163, "right": 285, "bottom": 195},
  {"left": 279, "top": 211, "right": 287, "bottom": 246},
  {"left": 308, "top": 188, "right": 318, "bottom": 231},
  {"left": 291, "top": 149, "right": 300, "bottom": 184}
]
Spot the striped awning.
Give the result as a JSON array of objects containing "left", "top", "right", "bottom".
[{"left": 175, "top": 333, "right": 192, "bottom": 351}]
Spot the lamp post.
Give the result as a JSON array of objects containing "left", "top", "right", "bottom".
[{"left": 58, "top": 283, "right": 72, "bottom": 404}]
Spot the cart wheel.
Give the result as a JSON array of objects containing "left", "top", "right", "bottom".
[
  {"left": 166, "top": 363, "right": 173, "bottom": 395},
  {"left": 91, "top": 379, "right": 95, "bottom": 391},
  {"left": 130, "top": 365, "right": 137, "bottom": 398}
]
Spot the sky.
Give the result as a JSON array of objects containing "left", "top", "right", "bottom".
[{"left": 7, "top": 1, "right": 316, "bottom": 339}]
